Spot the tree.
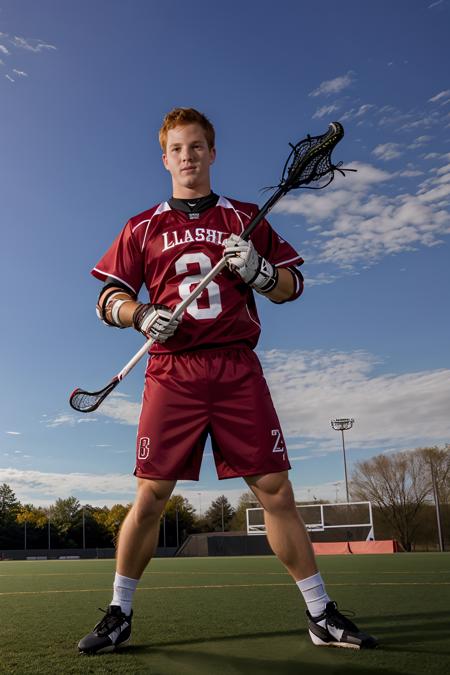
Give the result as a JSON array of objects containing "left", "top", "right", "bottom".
[
  {"left": 52, "top": 497, "right": 81, "bottom": 533},
  {"left": 351, "top": 448, "right": 434, "bottom": 551},
  {"left": 161, "top": 494, "right": 196, "bottom": 546},
  {"left": 0, "top": 483, "right": 20, "bottom": 523},
  {"left": 16, "top": 505, "right": 48, "bottom": 529},
  {"left": 50, "top": 497, "right": 82, "bottom": 546},
  {"left": 0, "top": 484, "right": 22, "bottom": 548},
  {"left": 229, "top": 491, "right": 259, "bottom": 531},
  {"left": 419, "top": 445, "right": 450, "bottom": 503},
  {"left": 92, "top": 504, "right": 131, "bottom": 545},
  {"left": 16, "top": 505, "right": 48, "bottom": 549},
  {"left": 204, "top": 495, "right": 234, "bottom": 532}
]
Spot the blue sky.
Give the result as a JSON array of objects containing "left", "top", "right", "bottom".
[{"left": 1, "top": 0, "right": 449, "bottom": 514}]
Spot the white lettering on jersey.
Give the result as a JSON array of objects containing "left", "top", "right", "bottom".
[
  {"left": 176, "top": 252, "right": 222, "bottom": 320},
  {"left": 162, "top": 228, "right": 226, "bottom": 252}
]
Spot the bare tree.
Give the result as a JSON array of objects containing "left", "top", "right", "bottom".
[
  {"left": 351, "top": 449, "right": 433, "bottom": 551},
  {"left": 419, "top": 445, "right": 450, "bottom": 503}
]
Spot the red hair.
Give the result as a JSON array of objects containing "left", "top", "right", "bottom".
[{"left": 159, "top": 108, "right": 215, "bottom": 152}]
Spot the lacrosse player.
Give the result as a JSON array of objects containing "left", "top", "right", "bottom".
[{"left": 78, "top": 108, "right": 377, "bottom": 654}]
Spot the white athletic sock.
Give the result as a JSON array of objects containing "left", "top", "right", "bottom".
[
  {"left": 296, "top": 572, "right": 330, "bottom": 619},
  {"left": 111, "top": 573, "right": 139, "bottom": 616}
]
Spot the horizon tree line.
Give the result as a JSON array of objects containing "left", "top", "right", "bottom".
[{"left": 0, "top": 445, "right": 448, "bottom": 552}]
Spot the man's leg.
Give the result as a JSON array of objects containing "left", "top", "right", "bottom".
[
  {"left": 245, "top": 471, "right": 317, "bottom": 580},
  {"left": 78, "top": 477, "right": 176, "bottom": 654},
  {"left": 245, "top": 470, "right": 378, "bottom": 649},
  {"left": 116, "top": 477, "right": 176, "bottom": 579}
]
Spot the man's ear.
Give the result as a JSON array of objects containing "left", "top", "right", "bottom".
[
  {"left": 209, "top": 147, "right": 216, "bottom": 165},
  {"left": 162, "top": 153, "right": 169, "bottom": 171}
]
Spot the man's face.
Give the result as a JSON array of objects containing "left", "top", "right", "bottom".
[{"left": 162, "top": 123, "right": 216, "bottom": 197}]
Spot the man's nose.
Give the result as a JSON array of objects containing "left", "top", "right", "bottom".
[{"left": 181, "top": 147, "right": 193, "bottom": 162}]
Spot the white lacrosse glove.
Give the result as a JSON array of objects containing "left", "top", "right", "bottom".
[
  {"left": 223, "top": 233, "right": 279, "bottom": 294},
  {"left": 132, "top": 303, "right": 181, "bottom": 342}
]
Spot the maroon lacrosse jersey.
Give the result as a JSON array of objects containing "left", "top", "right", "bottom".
[{"left": 91, "top": 196, "right": 303, "bottom": 354}]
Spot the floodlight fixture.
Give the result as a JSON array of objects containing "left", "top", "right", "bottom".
[{"left": 331, "top": 417, "right": 355, "bottom": 502}]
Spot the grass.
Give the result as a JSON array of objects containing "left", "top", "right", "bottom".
[{"left": 1, "top": 553, "right": 450, "bottom": 674}]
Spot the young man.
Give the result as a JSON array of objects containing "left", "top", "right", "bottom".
[{"left": 78, "top": 108, "right": 377, "bottom": 654}]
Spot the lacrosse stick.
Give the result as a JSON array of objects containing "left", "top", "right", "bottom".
[{"left": 70, "top": 122, "right": 346, "bottom": 413}]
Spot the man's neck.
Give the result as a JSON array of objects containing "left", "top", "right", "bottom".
[{"left": 168, "top": 192, "right": 219, "bottom": 215}]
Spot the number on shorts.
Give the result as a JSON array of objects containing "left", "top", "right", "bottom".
[{"left": 271, "top": 429, "right": 284, "bottom": 453}]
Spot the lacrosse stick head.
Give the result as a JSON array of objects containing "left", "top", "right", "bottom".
[
  {"left": 280, "top": 122, "right": 345, "bottom": 191},
  {"left": 69, "top": 377, "right": 119, "bottom": 413}
]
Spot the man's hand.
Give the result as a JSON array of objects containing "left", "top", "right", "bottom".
[
  {"left": 223, "top": 233, "right": 279, "bottom": 294},
  {"left": 132, "top": 303, "right": 181, "bottom": 342}
]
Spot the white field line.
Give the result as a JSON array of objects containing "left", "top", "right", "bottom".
[
  {"left": 1, "top": 580, "right": 450, "bottom": 597},
  {"left": 1, "top": 569, "right": 449, "bottom": 578}
]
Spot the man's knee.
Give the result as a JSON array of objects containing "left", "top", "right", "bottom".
[
  {"left": 247, "top": 472, "right": 297, "bottom": 514},
  {"left": 132, "top": 478, "right": 175, "bottom": 525}
]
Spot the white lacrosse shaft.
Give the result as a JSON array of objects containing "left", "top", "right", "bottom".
[{"left": 116, "top": 256, "right": 229, "bottom": 381}]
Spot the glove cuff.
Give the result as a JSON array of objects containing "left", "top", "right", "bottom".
[{"left": 251, "top": 258, "right": 279, "bottom": 294}]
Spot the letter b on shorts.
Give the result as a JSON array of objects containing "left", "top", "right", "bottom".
[{"left": 138, "top": 437, "right": 151, "bottom": 460}]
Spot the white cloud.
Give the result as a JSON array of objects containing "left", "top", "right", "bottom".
[
  {"left": 45, "top": 413, "right": 98, "bottom": 428},
  {"left": 312, "top": 105, "right": 339, "bottom": 120},
  {"left": 309, "top": 71, "right": 354, "bottom": 97},
  {"left": 91, "top": 349, "right": 450, "bottom": 457},
  {"left": 3, "top": 348, "right": 450, "bottom": 508},
  {"left": 5, "top": 431, "right": 21, "bottom": 436},
  {"left": 397, "top": 169, "right": 424, "bottom": 177},
  {"left": 435, "top": 162, "right": 450, "bottom": 176},
  {"left": 260, "top": 350, "right": 450, "bottom": 449},
  {"left": 373, "top": 143, "right": 403, "bottom": 161},
  {"left": 0, "top": 44, "right": 9, "bottom": 55},
  {"left": 12, "top": 69, "right": 27, "bottom": 77},
  {"left": 341, "top": 104, "right": 375, "bottom": 122},
  {"left": 429, "top": 89, "right": 450, "bottom": 103},
  {"left": 0, "top": 467, "right": 136, "bottom": 505},
  {"left": 5, "top": 74, "right": 14, "bottom": 82},
  {"left": 274, "top": 161, "right": 450, "bottom": 270},
  {"left": 398, "top": 113, "right": 441, "bottom": 131},
  {"left": 99, "top": 392, "right": 141, "bottom": 425},
  {"left": 11, "top": 36, "right": 57, "bottom": 52},
  {"left": 417, "top": 182, "right": 450, "bottom": 204},
  {"left": 354, "top": 104, "right": 375, "bottom": 117},
  {"left": 408, "top": 135, "right": 433, "bottom": 149}
]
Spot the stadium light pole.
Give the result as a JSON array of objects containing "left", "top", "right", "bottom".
[
  {"left": 429, "top": 459, "right": 444, "bottom": 552},
  {"left": 82, "top": 507, "right": 86, "bottom": 550},
  {"left": 331, "top": 418, "right": 354, "bottom": 503}
]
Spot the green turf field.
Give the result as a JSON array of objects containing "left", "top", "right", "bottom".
[{"left": 1, "top": 553, "right": 450, "bottom": 674}]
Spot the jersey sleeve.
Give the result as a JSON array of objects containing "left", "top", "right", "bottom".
[
  {"left": 91, "top": 220, "right": 144, "bottom": 296},
  {"left": 250, "top": 216, "right": 304, "bottom": 302},
  {"left": 250, "top": 216, "right": 304, "bottom": 269}
]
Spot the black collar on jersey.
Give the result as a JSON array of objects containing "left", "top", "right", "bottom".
[{"left": 168, "top": 192, "right": 219, "bottom": 218}]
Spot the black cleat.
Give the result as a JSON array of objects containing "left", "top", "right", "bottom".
[
  {"left": 78, "top": 605, "right": 132, "bottom": 655},
  {"left": 307, "top": 601, "right": 378, "bottom": 650}
]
